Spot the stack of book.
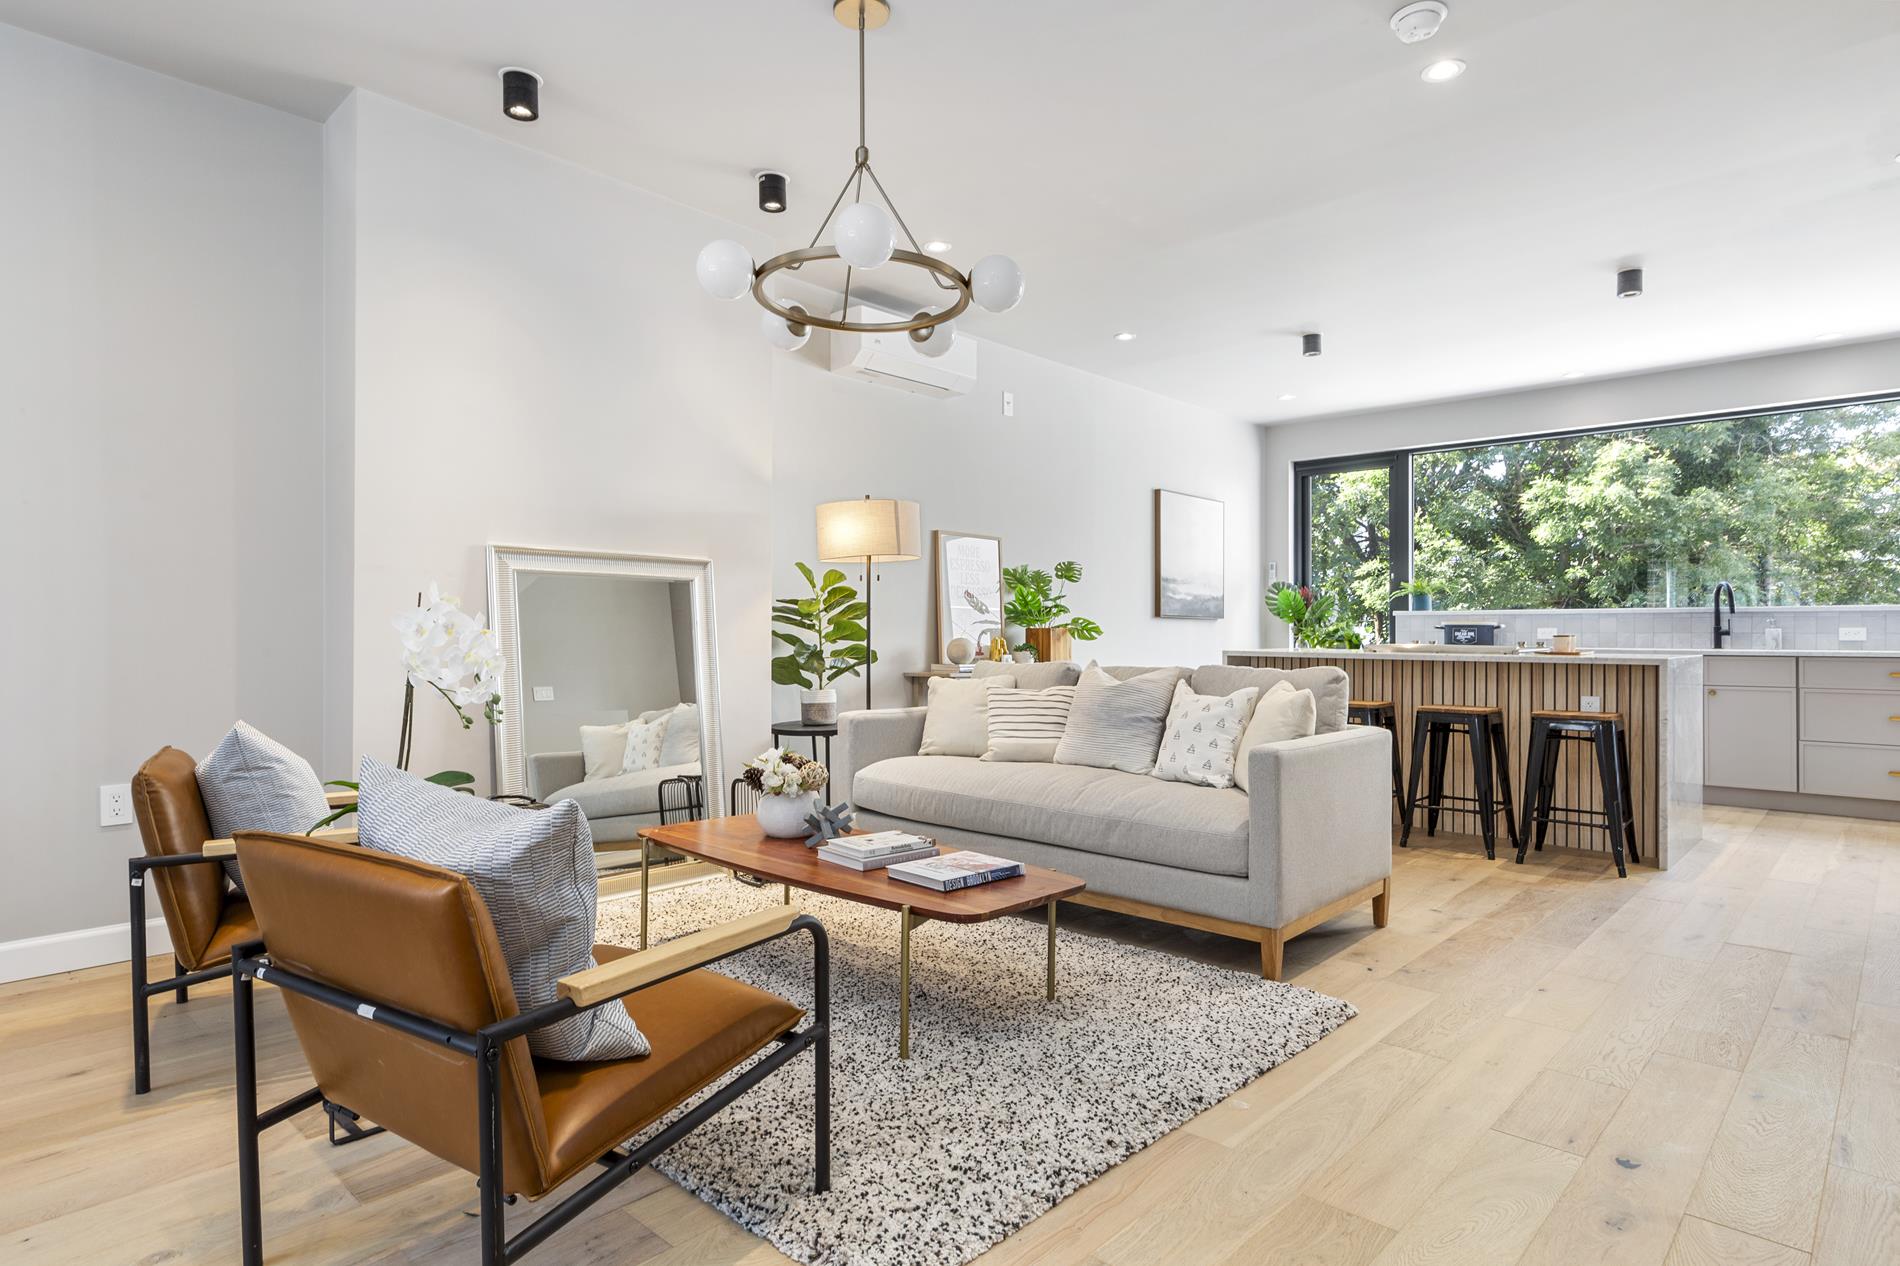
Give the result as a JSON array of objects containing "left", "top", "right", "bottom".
[
  {"left": 887, "top": 850, "right": 1025, "bottom": 892},
  {"left": 816, "top": 830, "right": 939, "bottom": 872}
]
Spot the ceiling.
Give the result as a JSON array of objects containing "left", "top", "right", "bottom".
[{"left": 7, "top": 0, "right": 1899, "bottom": 422}]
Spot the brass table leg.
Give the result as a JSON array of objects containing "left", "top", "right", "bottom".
[
  {"left": 639, "top": 838, "right": 650, "bottom": 950},
  {"left": 899, "top": 905, "right": 912, "bottom": 1061},
  {"left": 1047, "top": 899, "right": 1058, "bottom": 1001},
  {"left": 783, "top": 883, "right": 791, "bottom": 905}
]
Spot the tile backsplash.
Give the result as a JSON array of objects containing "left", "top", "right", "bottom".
[{"left": 1391, "top": 606, "right": 1900, "bottom": 653}]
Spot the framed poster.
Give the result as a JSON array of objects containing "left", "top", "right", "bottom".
[
  {"left": 1155, "top": 489, "right": 1225, "bottom": 619},
  {"left": 933, "top": 530, "right": 1004, "bottom": 661}
]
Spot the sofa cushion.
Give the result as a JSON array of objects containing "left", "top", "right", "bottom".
[
  {"left": 617, "top": 714, "right": 669, "bottom": 775},
  {"left": 1054, "top": 665, "right": 1176, "bottom": 773},
  {"left": 196, "top": 721, "right": 332, "bottom": 890},
  {"left": 984, "top": 685, "right": 1076, "bottom": 763},
  {"left": 1190, "top": 664, "right": 1349, "bottom": 734},
  {"left": 1151, "top": 680, "right": 1260, "bottom": 789},
  {"left": 973, "top": 660, "right": 1080, "bottom": 689},
  {"left": 659, "top": 703, "right": 701, "bottom": 767},
  {"left": 580, "top": 723, "right": 632, "bottom": 782},
  {"left": 1232, "top": 682, "right": 1318, "bottom": 793},
  {"left": 852, "top": 755, "right": 1250, "bottom": 877},
  {"left": 920, "top": 674, "right": 1014, "bottom": 757},
  {"left": 1101, "top": 665, "right": 1191, "bottom": 689},
  {"left": 552, "top": 762, "right": 701, "bottom": 820}
]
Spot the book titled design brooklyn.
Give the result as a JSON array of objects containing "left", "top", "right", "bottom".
[{"left": 886, "top": 850, "right": 1025, "bottom": 892}]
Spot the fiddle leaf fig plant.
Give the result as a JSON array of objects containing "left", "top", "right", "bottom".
[
  {"left": 771, "top": 562, "right": 875, "bottom": 688},
  {"left": 1003, "top": 560, "right": 1103, "bottom": 641}
]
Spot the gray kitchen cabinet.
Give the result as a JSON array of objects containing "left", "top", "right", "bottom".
[{"left": 1705, "top": 684, "right": 1798, "bottom": 792}]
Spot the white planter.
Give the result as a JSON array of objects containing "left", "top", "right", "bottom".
[
  {"left": 800, "top": 688, "right": 838, "bottom": 726},
  {"left": 755, "top": 791, "right": 819, "bottom": 838}
]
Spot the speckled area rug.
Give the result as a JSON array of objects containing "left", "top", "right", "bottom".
[{"left": 596, "top": 877, "right": 1354, "bottom": 1266}]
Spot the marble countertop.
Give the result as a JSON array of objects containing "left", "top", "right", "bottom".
[{"left": 1226, "top": 647, "right": 1702, "bottom": 666}]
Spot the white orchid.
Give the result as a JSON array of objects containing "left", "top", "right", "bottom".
[
  {"left": 394, "top": 583, "right": 505, "bottom": 729},
  {"left": 741, "top": 746, "right": 828, "bottom": 797}
]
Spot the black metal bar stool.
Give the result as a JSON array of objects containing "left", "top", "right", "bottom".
[
  {"left": 1517, "top": 710, "right": 1640, "bottom": 877},
  {"left": 1402, "top": 704, "right": 1520, "bottom": 859},
  {"left": 1347, "top": 699, "right": 1404, "bottom": 814}
]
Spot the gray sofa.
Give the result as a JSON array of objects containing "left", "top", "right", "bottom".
[
  {"left": 526, "top": 752, "right": 700, "bottom": 845},
  {"left": 834, "top": 663, "right": 1392, "bottom": 979}
]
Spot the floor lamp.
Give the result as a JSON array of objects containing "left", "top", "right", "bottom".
[{"left": 816, "top": 496, "right": 921, "bottom": 710}]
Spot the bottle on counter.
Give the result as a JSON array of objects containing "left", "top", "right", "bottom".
[{"left": 1763, "top": 617, "right": 1782, "bottom": 650}]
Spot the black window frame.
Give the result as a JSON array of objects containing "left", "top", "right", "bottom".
[{"left": 1291, "top": 388, "right": 1900, "bottom": 618}]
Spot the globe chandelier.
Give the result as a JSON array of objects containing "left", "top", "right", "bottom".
[{"left": 695, "top": 0, "right": 1023, "bottom": 356}]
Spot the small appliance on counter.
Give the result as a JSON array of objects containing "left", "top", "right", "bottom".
[{"left": 1435, "top": 621, "right": 1507, "bottom": 646}]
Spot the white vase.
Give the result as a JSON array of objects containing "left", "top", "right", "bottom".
[{"left": 755, "top": 791, "right": 819, "bottom": 838}]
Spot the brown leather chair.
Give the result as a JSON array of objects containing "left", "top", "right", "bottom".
[
  {"left": 126, "top": 747, "right": 264, "bottom": 1094},
  {"left": 229, "top": 832, "right": 829, "bottom": 1266}
]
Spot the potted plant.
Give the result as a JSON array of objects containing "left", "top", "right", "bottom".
[
  {"left": 771, "top": 563, "right": 872, "bottom": 724},
  {"left": 1003, "top": 561, "right": 1103, "bottom": 663},
  {"left": 1267, "top": 582, "right": 1366, "bottom": 650},
  {"left": 743, "top": 747, "right": 830, "bottom": 837}
]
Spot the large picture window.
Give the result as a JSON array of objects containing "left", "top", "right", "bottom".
[{"left": 1294, "top": 395, "right": 1900, "bottom": 628}]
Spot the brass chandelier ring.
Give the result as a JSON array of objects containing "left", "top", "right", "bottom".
[{"left": 752, "top": 246, "right": 972, "bottom": 334}]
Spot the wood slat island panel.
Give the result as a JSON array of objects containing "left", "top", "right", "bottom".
[{"left": 1225, "top": 649, "right": 1705, "bottom": 869}]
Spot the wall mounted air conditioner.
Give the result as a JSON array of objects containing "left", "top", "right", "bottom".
[{"left": 829, "top": 304, "right": 977, "bottom": 397}]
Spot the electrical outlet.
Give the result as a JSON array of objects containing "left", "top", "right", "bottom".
[
  {"left": 1580, "top": 696, "right": 1603, "bottom": 713},
  {"left": 532, "top": 685, "right": 555, "bottom": 702},
  {"left": 1537, "top": 627, "right": 1559, "bottom": 640},
  {"left": 1001, "top": 390, "right": 1014, "bottom": 417},
  {"left": 1840, "top": 626, "right": 1868, "bottom": 643},
  {"left": 99, "top": 784, "right": 133, "bottom": 827}
]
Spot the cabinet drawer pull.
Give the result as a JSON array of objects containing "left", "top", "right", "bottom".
[{"left": 1892, "top": 672, "right": 1900, "bottom": 678}]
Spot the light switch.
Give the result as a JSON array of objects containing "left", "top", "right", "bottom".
[
  {"left": 1840, "top": 627, "right": 1868, "bottom": 643},
  {"left": 532, "top": 686, "right": 555, "bottom": 702}
]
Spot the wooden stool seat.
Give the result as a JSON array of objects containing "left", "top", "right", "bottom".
[
  {"left": 1518, "top": 713, "right": 1639, "bottom": 877},
  {"left": 1349, "top": 698, "right": 1394, "bottom": 712},
  {"left": 1402, "top": 706, "right": 1520, "bottom": 860}
]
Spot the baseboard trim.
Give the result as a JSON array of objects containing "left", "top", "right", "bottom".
[
  {"left": 0, "top": 917, "right": 174, "bottom": 985},
  {"left": 1706, "top": 785, "right": 1900, "bottom": 822}
]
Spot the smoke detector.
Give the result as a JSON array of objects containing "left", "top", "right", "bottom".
[{"left": 1390, "top": 2, "right": 1448, "bottom": 44}]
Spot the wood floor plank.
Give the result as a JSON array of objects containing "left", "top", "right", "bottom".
[
  {"left": 1811, "top": 1166, "right": 1900, "bottom": 1266},
  {"left": 1771, "top": 931, "right": 1866, "bottom": 1039},
  {"left": 1365, "top": 1130, "right": 1580, "bottom": 1266},
  {"left": 1212, "top": 1195, "right": 1394, "bottom": 1266},
  {"left": 1493, "top": 1069, "right": 1628, "bottom": 1157},
  {"left": 1505, "top": 970, "right": 1619, "bottom": 1032},
  {"left": 1830, "top": 1003, "right": 1900, "bottom": 1184},
  {"left": 1664, "top": 1216, "right": 1810, "bottom": 1266},
  {"left": 1515, "top": 1052, "right": 1741, "bottom": 1266},
  {"left": 1657, "top": 943, "right": 1789, "bottom": 1070},
  {"left": 1684, "top": 1026, "right": 1850, "bottom": 1250},
  {"left": 1546, "top": 953, "right": 1709, "bottom": 1088}
]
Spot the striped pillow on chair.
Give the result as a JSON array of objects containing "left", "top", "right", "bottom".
[{"left": 982, "top": 686, "right": 1077, "bottom": 762}]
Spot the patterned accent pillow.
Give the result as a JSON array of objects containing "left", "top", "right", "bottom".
[
  {"left": 196, "top": 721, "right": 331, "bottom": 890},
  {"left": 983, "top": 686, "right": 1077, "bottom": 763},
  {"left": 1150, "top": 680, "right": 1261, "bottom": 788},
  {"left": 619, "top": 714, "right": 670, "bottom": 775},
  {"left": 356, "top": 758, "right": 648, "bottom": 1061},
  {"left": 1053, "top": 664, "right": 1178, "bottom": 774}
]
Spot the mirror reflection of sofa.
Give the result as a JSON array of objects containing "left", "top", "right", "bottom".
[{"left": 528, "top": 703, "right": 701, "bottom": 843}]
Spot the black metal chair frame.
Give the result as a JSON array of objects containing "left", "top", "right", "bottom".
[
  {"left": 128, "top": 852, "right": 237, "bottom": 1095},
  {"left": 231, "top": 916, "right": 831, "bottom": 1266},
  {"left": 1401, "top": 708, "right": 1521, "bottom": 860},
  {"left": 1347, "top": 702, "right": 1405, "bottom": 814},
  {"left": 656, "top": 774, "right": 706, "bottom": 825},
  {"left": 1517, "top": 716, "right": 1641, "bottom": 877}
]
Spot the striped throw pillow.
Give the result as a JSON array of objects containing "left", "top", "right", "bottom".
[
  {"left": 1053, "top": 665, "right": 1178, "bottom": 773},
  {"left": 356, "top": 758, "right": 648, "bottom": 1061},
  {"left": 983, "top": 686, "right": 1077, "bottom": 762}
]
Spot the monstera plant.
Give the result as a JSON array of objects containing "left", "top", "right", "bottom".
[
  {"left": 1004, "top": 561, "right": 1103, "bottom": 663},
  {"left": 1268, "top": 582, "right": 1365, "bottom": 650}
]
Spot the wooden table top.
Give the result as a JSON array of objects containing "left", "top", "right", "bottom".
[{"left": 638, "top": 814, "right": 1085, "bottom": 923}]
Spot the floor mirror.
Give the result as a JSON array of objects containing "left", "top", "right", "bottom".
[{"left": 487, "top": 546, "right": 725, "bottom": 877}]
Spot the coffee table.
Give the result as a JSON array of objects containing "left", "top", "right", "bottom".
[{"left": 636, "top": 814, "right": 1086, "bottom": 1058}]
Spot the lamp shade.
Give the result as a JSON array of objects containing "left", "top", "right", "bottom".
[{"left": 816, "top": 497, "right": 921, "bottom": 563}]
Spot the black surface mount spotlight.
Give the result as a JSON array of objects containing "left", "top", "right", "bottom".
[
  {"left": 500, "top": 68, "right": 541, "bottom": 122},
  {"left": 1302, "top": 332, "right": 1323, "bottom": 357},
  {"left": 756, "top": 170, "right": 788, "bottom": 214}
]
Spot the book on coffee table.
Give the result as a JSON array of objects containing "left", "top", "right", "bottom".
[
  {"left": 887, "top": 850, "right": 1025, "bottom": 892},
  {"left": 825, "top": 830, "right": 933, "bottom": 860},
  {"left": 816, "top": 843, "right": 938, "bottom": 871}
]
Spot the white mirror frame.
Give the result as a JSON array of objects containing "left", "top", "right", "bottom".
[{"left": 486, "top": 545, "right": 726, "bottom": 812}]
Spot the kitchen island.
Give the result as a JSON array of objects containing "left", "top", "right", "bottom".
[{"left": 1225, "top": 647, "right": 1704, "bottom": 868}]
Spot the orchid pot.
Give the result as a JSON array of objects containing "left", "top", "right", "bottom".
[
  {"left": 755, "top": 790, "right": 820, "bottom": 838},
  {"left": 800, "top": 688, "right": 838, "bottom": 726}
]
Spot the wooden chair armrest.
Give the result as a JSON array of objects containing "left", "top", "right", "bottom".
[
  {"left": 326, "top": 789, "right": 358, "bottom": 808},
  {"left": 204, "top": 827, "right": 359, "bottom": 858},
  {"left": 557, "top": 908, "right": 801, "bottom": 1008}
]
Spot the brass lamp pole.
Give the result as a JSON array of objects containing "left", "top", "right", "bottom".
[{"left": 815, "top": 495, "right": 921, "bottom": 709}]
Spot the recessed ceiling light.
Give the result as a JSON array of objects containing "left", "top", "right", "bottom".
[
  {"left": 923, "top": 240, "right": 952, "bottom": 253},
  {"left": 1113, "top": 331, "right": 1137, "bottom": 341},
  {"left": 1421, "top": 58, "right": 1466, "bottom": 83},
  {"left": 1278, "top": 393, "right": 1298, "bottom": 401}
]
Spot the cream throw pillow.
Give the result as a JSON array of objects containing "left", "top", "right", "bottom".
[
  {"left": 918, "top": 674, "right": 1015, "bottom": 757},
  {"left": 619, "top": 714, "right": 670, "bottom": 775},
  {"left": 1232, "top": 680, "right": 1318, "bottom": 792},
  {"left": 579, "top": 723, "right": 631, "bottom": 782},
  {"left": 658, "top": 702, "right": 701, "bottom": 766},
  {"left": 1150, "top": 680, "right": 1260, "bottom": 789}
]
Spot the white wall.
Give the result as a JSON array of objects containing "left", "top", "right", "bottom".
[
  {"left": 0, "top": 25, "right": 324, "bottom": 956},
  {"left": 1257, "top": 337, "right": 1900, "bottom": 642},
  {"left": 335, "top": 93, "right": 776, "bottom": 786},
  {"left": 769, "top": 341, "right": 1264, "bottom": 715}
]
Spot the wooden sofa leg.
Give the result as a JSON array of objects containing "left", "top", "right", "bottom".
[
  {"left": 1260, "top": 928, "right": 1285, "bottom": 982},
  {"left": 1373, "top": 877, "right": 1391, "bottom": 929}
]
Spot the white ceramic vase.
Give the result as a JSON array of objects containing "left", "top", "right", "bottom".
[
  {"left": 756, "top": 790, "right": 819, "bottom": 838},
  {"left": 800, "top": 688, "right": 838, "bottom": 726}
]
